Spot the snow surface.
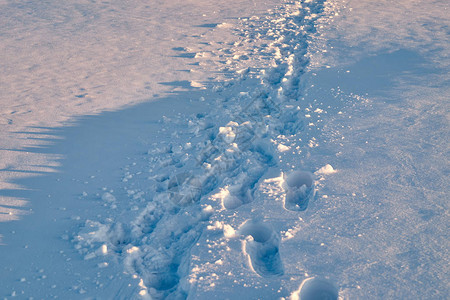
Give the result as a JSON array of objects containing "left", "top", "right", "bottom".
[
  {"left": 1, "top": 0, "right": 449, "bottom": 299},
  {"left": 0, "top": 0, "right": 276, "bottom": 193}
]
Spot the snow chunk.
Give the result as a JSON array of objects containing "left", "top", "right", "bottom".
[
  {"left": 190, "top": 81, "right": 205, "bottom": 89},
  {"left": 207, "top": 221, "right": 223, "bottom": 231},
  {"left": 219, "top": 122, "right": 239, "bottom": 143},
  {"left": 283, "top": 225, "right": 302, "bottom": 241},
  {"left": 237, "top": 67, "right": 250, "bottom": 75},
  {"left": 217, "top": 22, "right": 233, "bottom": 28},
  {"left": 203, "top": 205, "right": 213, "bottom": 213},
  {"left": 127, "top": 246, "right": 140, "bottom": 254},
  {"left": 223, "top": 224, "right": 236, "bottom": 238},
  {"left": 316, "top": 164, "right": 337, "bottom": 175},
  {"left": 100, "top": 244, "right": 108, "bottom": 255},
  {"left": 277, "top": 144, "right": 291, "bottom": 152}
]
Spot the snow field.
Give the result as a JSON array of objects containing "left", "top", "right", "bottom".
[
  {"left": 1, "top": 0, "right": 447, "bottom": 298},
  {"left": 0, "top": 0, "right": 278, "bottom": 194}
]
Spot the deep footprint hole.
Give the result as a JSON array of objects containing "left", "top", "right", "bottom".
[
  {"left": 238, "top": 220, "right": 284, "bottom": 277},
  {"left": 283, "top": 170, "right": 315, "bottom": 211},
  {"left": 239, "top": 222, "right": 273, "bottom": 243},
  {"left": 285, "top": 171, "right": 313, "bottom": 189},
  {"left": 298, "top": 277, "right": 338, "bottom": 300}
]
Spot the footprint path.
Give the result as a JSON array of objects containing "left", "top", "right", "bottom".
[{"left": 73, "top": 0, "right": 340, "bottom": 298}]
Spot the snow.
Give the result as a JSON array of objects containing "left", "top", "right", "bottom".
[
  {"left": 316, "top": 164, "right": 336, "bottom": 175},
  {"left": 0, "top": 0, "right": 277, "bottom": 192},
  {"left": 282, "top": 170, "right": 315, "bottom": 211},
  {"left": 1, "top": 0, "right": 449, "bottom": 299},
  {"left": 290, "top": 277, "right": 339, "bottom": 300}
]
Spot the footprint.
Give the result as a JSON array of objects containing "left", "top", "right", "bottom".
[
  {"left": 292, "top": 277, "right": 338, "bottom": 300},
  {"left": 238, "top": 220, "right": 284, "bottom": 276},
  {"left": 282, "top": 171, "right": 315, "bottom": 211},
  {"left": 221, "top": 187, "right": 245, "bottom": 210}
]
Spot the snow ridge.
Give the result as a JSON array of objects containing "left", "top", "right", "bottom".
[{"left": 74, "top": 0, "right": 328, "bottom": 298}]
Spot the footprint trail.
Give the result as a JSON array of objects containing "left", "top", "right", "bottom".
[{"left": 73, "top": 0, "right": 336, "bottom": 298}]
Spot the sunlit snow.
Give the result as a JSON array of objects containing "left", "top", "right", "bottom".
[{"left": 0, "top": 0, "right": 448, "bottom": 299}]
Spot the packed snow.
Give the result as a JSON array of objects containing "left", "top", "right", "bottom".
[{"left": 1, "top": 0, "right": 449, "bottom": 299}]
